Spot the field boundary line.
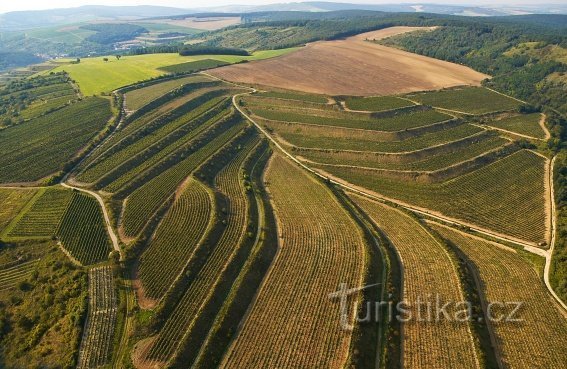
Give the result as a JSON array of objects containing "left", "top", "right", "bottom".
[{"left": 472, "top": 123, "right": 544, "bottom": 141}]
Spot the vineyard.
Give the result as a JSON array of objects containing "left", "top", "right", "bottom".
[
  {"left": 487, "top": 113, "right": 547, "bottom": 139},
  {"left": 77, "top": 266, "right": 118, "bottom": 369},
  {"left": 8, "top": 188, "right": 73, "bottom": 238},
  {"left": 221, "top": 155, "right": 366, "bottom": 368},
  {"left": 57, "top": 192, "right": 112, "bottom": 265},
  {"left": 0, "top": 188, "right": 37, "bottom": 232},
  {"left": 0, "top": 258, "right": 40, "bottom": 291},
  {"left": 138, "top": 178, "right": 213, "bottom": 300},
  {"left": 0, "top": 97, "right": 112, "bottom": 183},
  {"left": 139, "top": 134, "right": 260, "bottom": 366},
  {"left": 344, "top": 95, "right": 415, "bottom": 111},
  {"left": 406, "top": 87, "right": 521, "bottom": 115},
  {"left": 351, "top": 194, "right": 480, "bottom": 368},
  {"left": 430, "top": 223, "right": 567, "bottom": 368},
  {"left": 158, "top": 59, "right": 230, "bottom": 74}
]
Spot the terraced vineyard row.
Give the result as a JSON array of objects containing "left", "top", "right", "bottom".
[
  {"left": 141, "top": 135, "right": 260, "bottom": 365},
  {"left": 57, "top": 192, "right": 112, "bottom": 265},
  {"left": 0, "top": 258, "right": 40, "bottom": 291},
  {"left": 487, "top": 113, "right": 546, "bottom": 139},
  {"left": 8, "top": 188, "right": 73, "bottom": 238},
  {"left": 77, "top": 266, "right": 118, "bottom": 369},
  {"left": 430, "top": 223, "right": 567, "bottom": 368},
  {"left": 0, "top": 97, "right": 112, "bottom": 183},
  {"left": 121, "top": 118, "right": 246, "bottom": 237},
  {"left": 344, "top": 95, "right": 415, "bottom": 111},
  {"left": 99, "top": 99, "right": 232, "bottom": 193},
  {"left": 351, "top": 194, "right": 480, "bottom": 369},
  {"left": 326, "top": 150, "right": 547, "bottom": 243},
  {"left": 221, "top": 155, "right": 366, "bottom": 368},
  {"left": 138, "top": 178, "right": 213, "bottom": 300}
]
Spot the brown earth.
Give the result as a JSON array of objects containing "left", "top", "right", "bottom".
[
  {"left": 145, "top": 17, "right": 241, "bottom": 31},
  {"left": 211, "top": 26, "right": 490, "bottom": 96}
]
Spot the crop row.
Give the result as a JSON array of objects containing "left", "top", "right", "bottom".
[
  {"left": 121, "top": 118, "right": 246, "bottom": 237},
  {"left": 257, "top": 90, "right": 328, "bottom": 104},
  {"left": 351, "top": 195, "right": 480, "bottom": 369},
  {"left": 248, "top": 104, "right": 451, "bottom": 132},
  {"left": 77, "top": 90, "right": 230, "bottom": 183},
  {"left": 143, "top": 134, "right": 260, "bottom": 363},
  {"left": 19, "top": 95, "right": 75, "bottom": 120},
  {"left": 57, "top": 192, "right": 112, "bottom": 265},
  {"left": 76, "top": 266, "right": 118, "bottom": 369},
  {"left": 138, "top": 178, "right": 213, "bottom": 299},
  {"left": 325, "top": 150, "right": 547, "bottom": 244},
  {"left": 98, "top": 99, "right": 231, "bottom": 193},
  {"left": 431, "top": 224, "right": 567, "bottom": 368},
  {"left": 8, "top": 188, "right": 73, "bottom": 238},
  {"left": 0, "top": 188, "right": 37, "bottom": 232},
  {"left": 275, "top": 121, "right": 482, "bottom": 152},
  {"left": 344, "top": 95, "right": 415, "bottom": 112},
  {"left": 222, "top": 155, "right": 366, "bottom": 368},
  {"left": 487, "top": 113, "right": 546, "bottom": 139},
  {"left": 0, "top": 97, "right": 112, "bottom": 183},
  {"left": 407, "top": 87, "right": 521, "bottom": 115},
  {"left": 0, "top": 258, "right": 40, "bottom": 291}
]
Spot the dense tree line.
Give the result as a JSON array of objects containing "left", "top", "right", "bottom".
[{"left": 81, "top": 23, "right": 149, "bottom": 45}]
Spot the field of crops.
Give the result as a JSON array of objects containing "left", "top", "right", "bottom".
[
  {"left": 138, "top": 178, "right": 213, "bottom": 300},
  {"left": 344, "top": 95, "right": 415, "bottom": 111},
  {"left": 0, "top": 188, "right": 37, "bottom": 233},
  {"left": 141, "top": 135, "right": 259, "bottom": 365},
  {"left": 221, "top": 155, "right": 366, "bottom": 368},
  {"left": 0, "top": 97, "right": 112, "bottom": 183},
  {"left": 430, "top": 223, "right": 567, "bottom": 368},
  {"left": 351, "top": 195, "right": 480, "bottom": 368},
  {"left": 124, "top": 75, "right": 213, "bottom": 111},
  {"left": 19, "top": 95, "right": 75, "bottom": 120},
  {"left": 57, "top": 192, "right": 112, "bottom": 265},
  {"left": 487, "top": 113, "right": 546, "bottom": 139},
  {"left": 77, "top": 266, "right": 118, "bottom": 369},
  {"left": 121, "top": 119, "right": 245, "bottom": 237},
  {"left": 407, "top": 87, "right": 521, "bottom": 115},
  {"left": 8, "top": 188, "right": 73, "bottom": 238},
  {"left": 324, "top": 150, "right": 547, "bottom": 244},
  {"left": 256, "top": 90, "right": 329, "bottom": 103}
]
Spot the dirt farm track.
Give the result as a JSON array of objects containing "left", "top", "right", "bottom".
[{"left": 211, "top": 26, "right": 490, "bottom": 96}]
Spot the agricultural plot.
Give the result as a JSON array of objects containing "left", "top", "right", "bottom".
[
  {"left": 19, "top": 95, "right": 75, "bottom": 120},
  {"left": 77, "top": 266, "right": 118, "bottom": 369},
  {"left": 0, "top": 188, "right": 37, "bottom": 233},
  {"left": 158, "top": 59, "right": 230, "bottom": 74},
  {"left": 140, "top": 135, "right": 260, "bottom": 365},
  {"left": 430, "top": 223, "right": 567, "bottom": 368},
  {"left": 351, "top": 195, "right": 480, "bottom": 368},
  {"left": 0, "top": 258, "right": 40, "bottom": 291},
  {"left": 121, "top": 119, "right": 245, "bottom": 237},
  {"left": 57, "top": 192, "right": 112, "bottom": 265},
  {"left": 124, "top": 74, "right": 213, "bottom": 111},
  {"left": 487, "top": 113, "right": 547, "bottom": 139},
  {"left": 0, "top": 97, "right": 112, "bottom": 183},
  {"left": 407, "top": 87, "right": 521, "bottom": 115},
  {"left": 256, "top": 90, "right": 329, "bottom": 104},
  {"left": 221, "top": 155, "right": 366, "bottom": 368},
  {"left": 344, "top": 95, "right": 415, "bottom": 111},
  {"left": 138, "top": 178, "right": 213, "bottom": 300},
  {"left": 8, "top": 188, "right": 73, "bottom": 238},
  {"left": 248, "top": 104, "right": 451, "bottom": 131},
  {"left": 324, "top": 150, "right": 547, "bottom": 244}
]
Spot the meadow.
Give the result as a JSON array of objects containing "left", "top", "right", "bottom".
[{"left": 51, "top": 49, "right": 297, "bottom": 96}]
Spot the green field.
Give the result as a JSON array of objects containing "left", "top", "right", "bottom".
[
  {"left": 52, "top": 49, "right": 297, "bottom": 96},
  {"left": 488, "top": 113, "right": 546, "bottom": 139},
  {"left": 0, "top": 97, "right": 112, "bottom": 183},
  {"left": 158, "top": 59, "right": 230, "bottom": 74},
  {"left": 407, "top": 87, "right": 521, "bottom": 115},
  {"left": 0, "top": 188, "right": 38, "bottom": 233},
  {"left": 344, "top": 96, "right": 415, "bottom": 111}
]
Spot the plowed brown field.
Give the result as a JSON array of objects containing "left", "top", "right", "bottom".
[{"left": 211, "top": 26, "right": 490, "bottom": 95}]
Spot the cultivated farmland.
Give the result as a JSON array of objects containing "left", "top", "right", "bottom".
[
  {"left": 487, "top": 113, "right": 547, "bottom": 139},
  {"left": 0, "top": 188, "right": 37, "bottom": 232},
  {"left": 221, "top": 155, "right": 366, "bottom": 368},
  {"left": 351, "top": 194, "right": 480, "bottom": 368},
  {"left": 77, "top": 266, "right": 118, "bottom": 369},
  {"left": 430, "top": 223, "right": 567, "bottom": 368}
]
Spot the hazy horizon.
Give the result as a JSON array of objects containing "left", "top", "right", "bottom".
[{"left": 1, "top": 0, "right": 565, "bottom": 15}]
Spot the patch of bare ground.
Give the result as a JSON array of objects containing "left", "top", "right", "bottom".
[
  {"left": 144, "top": 17, "right": 241, "bottom": 31},
  {"left": 211, "top": 26, "right": 489, "bottom": 96}
]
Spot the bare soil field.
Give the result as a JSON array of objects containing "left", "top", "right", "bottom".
[
  {"left": 147, "top": 17, "right": 241, "bottom": 31},
  {"left": 211, "top": 26, "right": 489, "bottom": 96}
]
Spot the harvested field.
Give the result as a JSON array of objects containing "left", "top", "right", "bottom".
[
  {"left": 147, "top": 17, "right": 241, "bottom": 31},
  {"left": 211, "top": 26, "right": 489, "bottom": 96}
]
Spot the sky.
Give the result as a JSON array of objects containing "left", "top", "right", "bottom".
[{"left": 0, "top": 0, "right": 561, "bottom": 15}]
